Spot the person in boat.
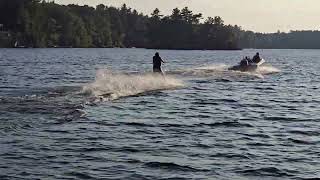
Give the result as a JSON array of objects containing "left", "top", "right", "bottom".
[
  {"left": 252, "top": 52, "right": 261, "bottom": 63},
  {"left": 246, "top": 56, "right": 253, "bottom": 64},
  {"left": 240, "top": 57, "right": 249, "bottom": 66},
  {"left": 153, "top": 52, "right": 165, "bottom": 73}
]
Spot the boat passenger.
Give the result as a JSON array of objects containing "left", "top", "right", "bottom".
[
  {"left": 240, "top": 57, "right": 248, "bottom": 66},
  {"left": 246, "top": 56, "right": 253, "bottom": 64},
  {"left": 252, "top": 52, "right": 261, "bottom": 63}
]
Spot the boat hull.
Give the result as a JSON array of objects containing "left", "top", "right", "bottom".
[
  {"left": 228, "top": 64, "right": 258, "bottom": 72},
  {"left": 228, "top": 59, "right": 265, "bottom": 72}
]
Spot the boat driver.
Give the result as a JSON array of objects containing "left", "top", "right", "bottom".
[{"left": 252, "top": 52, "right": 261, "bottom": 63}]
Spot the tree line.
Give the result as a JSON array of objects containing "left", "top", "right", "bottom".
[
  {"left": 240, "top": 30, "right": 320, "bottom": 49},
  {"left": 0, "top": 0, "right": 240, "bottom": 49},
  {"left": 0, "top": 0, "right": 319, "bottom": 49}
]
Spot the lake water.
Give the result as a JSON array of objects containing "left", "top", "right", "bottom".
[{"left": 0, "top": 48, "right": 319, "bottom": 179}]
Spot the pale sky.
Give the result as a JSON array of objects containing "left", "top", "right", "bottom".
[{"left": 54, "top": 0, "right": 320, "bottom": 33}]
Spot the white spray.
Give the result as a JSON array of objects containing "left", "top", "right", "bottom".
[{"left": 82, "top": 69, "right": 184, "bottom": 101}]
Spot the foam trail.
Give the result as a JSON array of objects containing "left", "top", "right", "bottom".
[
  {"left": 194, "top": 64, "right": 228, "bottom": 71},
  {"left": 233, "top": 64, "right": 280, "bottom": 78},
  {"left": 257, "top": 65, "right": 281, "bottom": 75},
  {"left": 172, "top": 63, "right": 266, "bottom": 78},
  {"left": 82, "top": 69, "right": 184, "bottom": 101},
  {"left": 169, "top": 64, "right": 228, "bottom": 76},
  {"left": 232, "top": 70, "right": 265, "bottom": 79},
  {"left": 228, "top": 65, "right": 280, "bottom": 79}
]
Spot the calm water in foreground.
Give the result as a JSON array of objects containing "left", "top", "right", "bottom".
[{"left": 0, "top": 48, "right": 319, "bottom": 180}]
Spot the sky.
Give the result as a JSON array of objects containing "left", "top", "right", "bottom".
[{"left": 54, "top": 0, "right": 320, "bottom": 33}]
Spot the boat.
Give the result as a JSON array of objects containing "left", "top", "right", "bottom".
[{"left": 228, "top": 58, "right": 265, "bottom": 72}]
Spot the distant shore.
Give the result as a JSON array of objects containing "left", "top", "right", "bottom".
[
  {"left": 3, "top": 46, "right": 320, "bottom": 50},
  {"left": 1, "top": 1, "right": 320, "bottom": 49}
]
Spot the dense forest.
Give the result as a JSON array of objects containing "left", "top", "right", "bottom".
[
  {"left": 0, "top": 0, "right": 240, "bottom": 49},
  {"left": 0, "top": 0, "right": 320, "bottom": 49},
  {"left": 240, "top": 30, "right": 320, "bottom": 49}
]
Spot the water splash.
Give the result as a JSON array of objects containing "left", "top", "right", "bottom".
[
  {"left": 82, "top": 69, "right": 184, "bottom": 101},
  {"left": 230, "top": 64, "right": 280, "bottom": 79},
  {"left": 257, "top": 65, "right": 281, "bottom": 75}
]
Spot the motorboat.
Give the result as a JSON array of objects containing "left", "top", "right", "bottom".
[{"left": 228, "top": 58, "right": 265, "bottom": 72}]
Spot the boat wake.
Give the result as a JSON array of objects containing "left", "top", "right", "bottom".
[
  {"left": 82, "top": 69, "right": 184, "bottom": 102},
  {"left": 168, "top": 63, "right": 280, "bottom": 79},
  {"left": 168, "top": 64, "right": 229, "bottom": 76},
  {"left": 256, "top": 65, "right": 281, "bottom": 75}
]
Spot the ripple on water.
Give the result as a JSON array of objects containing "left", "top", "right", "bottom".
[
  {"left": 143, "top": 162, "right": 211, "bottom": 173},
  {"left": 237, "top": 167, "right": 294, "bottom": 177},
  {"left": 199, "top": 121, "right": 254, "bottom": 128}
]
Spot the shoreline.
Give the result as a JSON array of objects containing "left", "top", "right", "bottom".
[{"left": 2, "top": 47, "right": 320, "bottom": 50}]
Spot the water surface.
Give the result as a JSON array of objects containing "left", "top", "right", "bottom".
[{"left": 0, "top": 48, "right": 319, "bottom": 179}]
